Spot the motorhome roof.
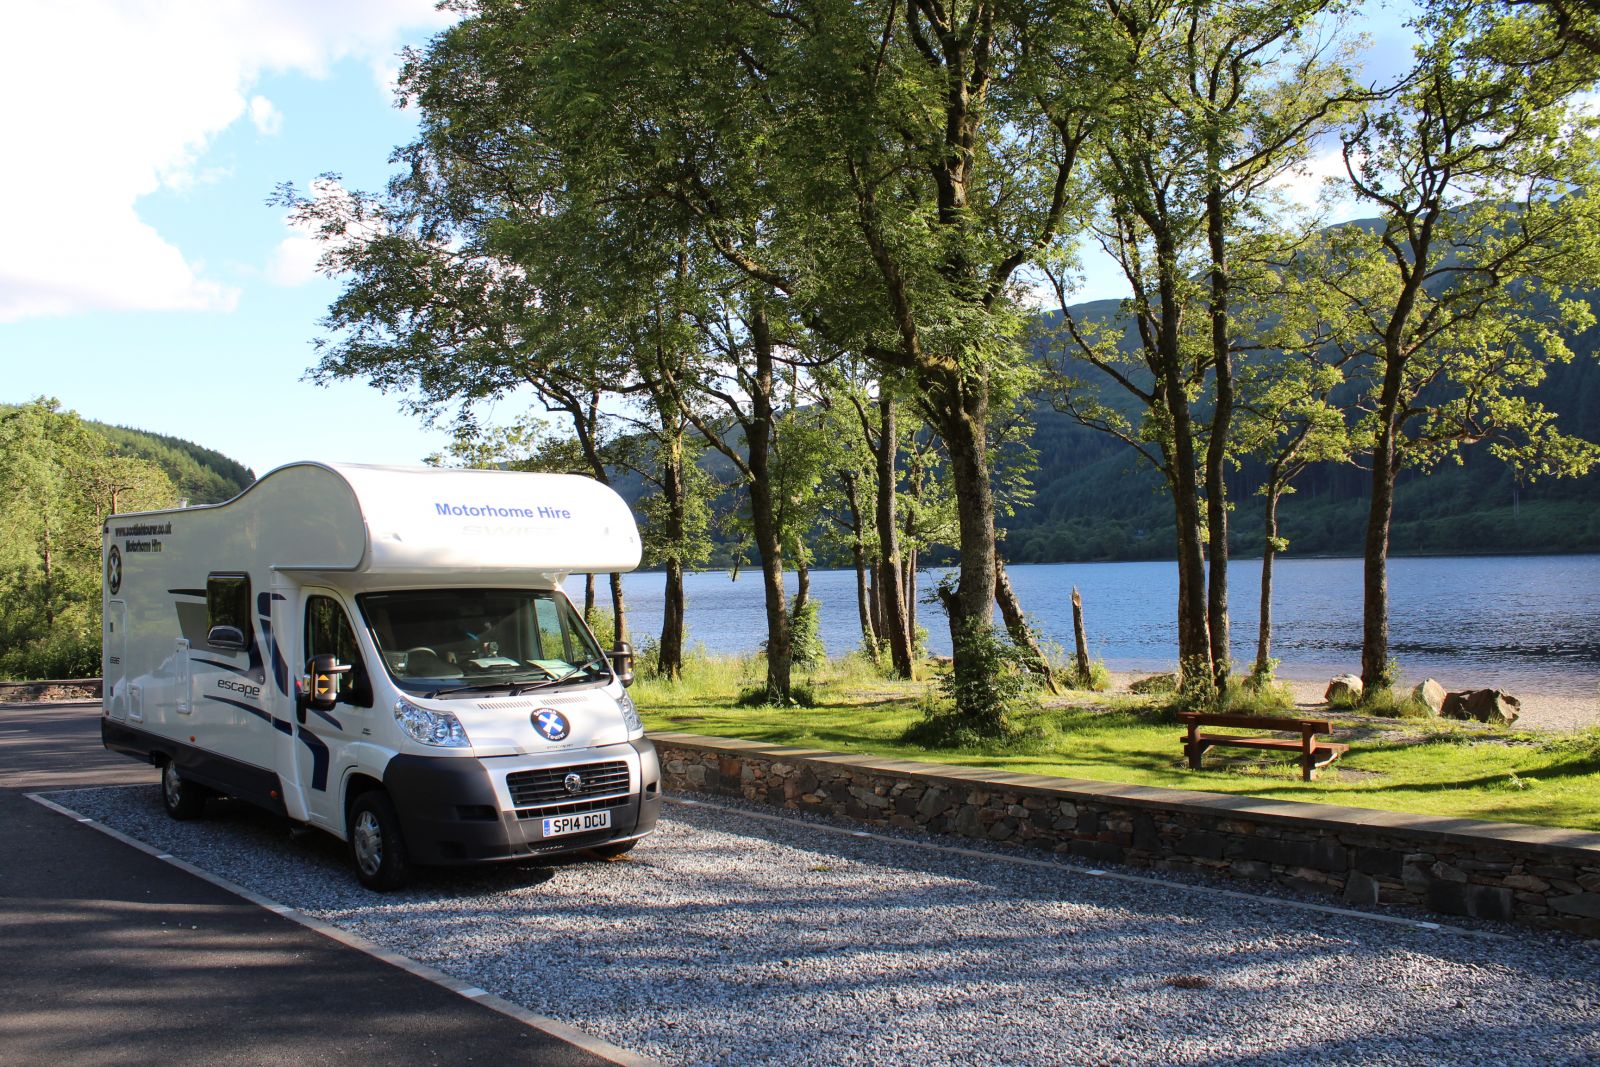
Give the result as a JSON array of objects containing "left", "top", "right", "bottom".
[{"left": 108, "top": 462, "right": 642, "bottom": 578}]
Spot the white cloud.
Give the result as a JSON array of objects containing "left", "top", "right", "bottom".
[
  {"left": 249, "top": 95, "right": 283, "bottom": 135},
  {"left": 265, "top": 177, "right": 371, "bottom": 287},
  {"left": 0, "top": 0, "right": 452, "bottom": 324},
  {"left": 1265, "top": 143, "right": 1365, "bottom": 224},
  {"left": 266, "top": 234, "right": 324, "bottom": 287}
]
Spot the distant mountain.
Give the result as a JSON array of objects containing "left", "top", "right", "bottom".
[{"left": 91, "top": 421, "right": 255, "bottom": 505}]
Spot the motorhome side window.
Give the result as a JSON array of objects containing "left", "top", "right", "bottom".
[
  {"left": 305, "top": 596, "right": 372, "bottom": 707},
  {"left": 205, "top": 574, "right": 250, "bottom": 650}
]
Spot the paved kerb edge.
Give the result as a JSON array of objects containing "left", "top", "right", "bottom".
[{"left": 24, "top": 790, "right": 662, "bottom": 1067}]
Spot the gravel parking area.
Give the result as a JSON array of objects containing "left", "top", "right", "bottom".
[{"left": 53, "top": 785, "right": 1600, "bottom": 1066}]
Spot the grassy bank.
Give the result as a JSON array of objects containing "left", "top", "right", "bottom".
[{"left": 633, "top": 654, "right": 1600, "bottom": 833}]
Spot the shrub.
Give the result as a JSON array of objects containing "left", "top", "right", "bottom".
[
  {"left": 736, "top": 681, "right": 817, "bottom": 708},
  {"left": 1221, "top": 678, "right": 1296, "bottom": 715},
  {"left": 902, "top": 621, "right": 1037, "bottom": 747},
  {"left": 584, "top": 607, "right": 616, "bottom": 650},
  {"left": 0, "top": 631, "right": 100, "bottom": 681},
  {"left": 1360, "top": 687, "right": 1433, "bottom": 719},
  {"left": 789, "top": 599, "right": 826, "bottom": 669},
  {"left": 1176, "top": 656, "right": 1219, "bottom": 713},
  {"left": 1066, "top": 658, "right": 1111, "bottom": 692}
]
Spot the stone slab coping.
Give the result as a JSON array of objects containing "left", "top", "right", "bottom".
[{"left": 650, "top": 731, "right": 1600, "bottom": 863}]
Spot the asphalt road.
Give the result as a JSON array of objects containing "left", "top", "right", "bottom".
[{"left": 0, "top": 700, "right": 618, "bottom": 1067}]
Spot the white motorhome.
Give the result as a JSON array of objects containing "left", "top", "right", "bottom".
[{"left": 101, "top": 462, "right": 660, "bottom": 889}]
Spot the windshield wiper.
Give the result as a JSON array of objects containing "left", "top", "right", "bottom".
[
  {"left": 427, "top": 659, "right": 609, "bottom": 698},
  {"left": 540, "top": 657, "right": 611, "bottom": 688},
  {"left": 426, "top": 679, "right": 555, "bottom": 698}
]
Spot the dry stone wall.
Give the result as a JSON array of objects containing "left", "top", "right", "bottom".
[{"left": 653, "top": 732, "right": 1600, "bottom": 938}]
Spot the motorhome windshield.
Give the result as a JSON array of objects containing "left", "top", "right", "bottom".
[{"left": 358, "top": 589, "right": 608, "bottom": 696}]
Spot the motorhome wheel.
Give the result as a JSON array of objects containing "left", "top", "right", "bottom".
[
  {"left": 348, "top": 791, "right": 412, "bottom": 891},
  {"left": 161, "top": 762, "right": 208, "bottom": 821}
]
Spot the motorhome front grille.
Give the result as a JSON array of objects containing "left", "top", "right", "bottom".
[
  {"left": 506, "top": 761, "right": 630, "bottom": 807},
  {"left": 514, "top": 796, "right": 623, "bottom": 821}
]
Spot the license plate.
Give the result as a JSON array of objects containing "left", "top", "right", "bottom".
[{"left": 542, "top": 810, "right": 611, "bottom": 838}]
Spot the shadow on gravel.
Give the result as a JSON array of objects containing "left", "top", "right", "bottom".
[{"left": 50, "top": 784, "right": 1600, "bottom": 1067}]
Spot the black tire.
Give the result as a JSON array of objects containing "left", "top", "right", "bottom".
[
  {"left": 347, "top": 791, "right": 412, "bottom": 891},
  {"left": 160, "top": 761, "right": 208, "bottom": 821},
  {"left": 590, "top": 838, "right": 639, "bottom": 859}
]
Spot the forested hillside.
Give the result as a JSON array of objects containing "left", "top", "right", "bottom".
[
  {"left": 92, "top": 423, "right": 255, "bottom": 505},
  {"left": 998, "top": 304, "right": 1600, "bottom": 563},
  {"left": 0, "top": 399, "right": 255, "bottom": 679}
]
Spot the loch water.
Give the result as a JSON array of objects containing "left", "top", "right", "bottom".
[{"left": 570, "top": 554, "right": 1600, "bottom": 699}]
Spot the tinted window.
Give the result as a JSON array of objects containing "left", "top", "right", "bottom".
[
  {"left": 305, "top": 595, "right": 371, "bottom": 707},
  {"left": 358, "top": 588, "right": 605, "bottom": 694},
  {"left": 206, "top": 574, "right": 250, "bottom": 647}
]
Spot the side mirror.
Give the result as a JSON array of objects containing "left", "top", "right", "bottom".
[
  {"left": 302, "top": 653, "right": 351, "bottom": 715},
  {"left": 610, "top": 641, "right": 634, "bottom": 688},
  {"left": 207, "top": 624, "right": 246, "bottom": 651}
]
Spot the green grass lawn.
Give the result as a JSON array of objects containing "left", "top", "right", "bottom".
[{"left": 633, "top": 654, "right": 1600, "bottom": 832}]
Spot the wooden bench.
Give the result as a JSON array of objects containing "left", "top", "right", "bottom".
[{"left": 1178, "top": 713, "right": 1349, "bottom": 782}]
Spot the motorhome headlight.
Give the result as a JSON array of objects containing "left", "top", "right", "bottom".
[
  {"left": 393, "top": 699, "right": 471, "bottom": 748},
  {"left": 618, "top": 691, "right": 642, "bottom": 733}
]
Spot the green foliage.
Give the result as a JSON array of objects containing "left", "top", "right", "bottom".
[
  {"left": 910, "top": 620, "right": 1038, "bottom": 745},
  {"left": 1360, "top": 687, "right": 1433, "bottom": 720},
  {"left": 0, "top": 399, "right": 179, "bottom": 680},
  {"left": 92, "top": 423, "right": 254, "bottom": 503},
  {"left": 1220, "top": 678, "right": 1296, "bottom": 715},
  {"left": 1361, "top": 659, "right": 1403, "bottom": 701},
  {"left": 788, "top": 598, "right": 826, "bottom": 670},
  {"left": 1066, "top": 658, "right": 1112, "bottom": 693},
  {"left": 584, "top": 607, "right": 616, "bottom": 651},
  {"left": 1176, "top": 656, "right": 1221, "bottom": 713},
  {"left": 901, "top": 691, "right": 997, "bottom": 751},
  {"left": 737, "top": 679, "right": 817, "bottom": 709}
]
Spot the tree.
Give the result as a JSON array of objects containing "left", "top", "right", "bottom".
[
  {"left": 0, "top": 399, "right": 175, "bottom": 679},
  {"left": 1335, "top": 0, "right": 1600, "bottom": 691},
  {"left": 1044, "top": 0, "right": 1356, "bottom": 692},
  {"left": 1230, "top": 255, "right": 1358, "bottom": 679},
  {"left": 278, "top": 175, "right": 644, "bottom": 648},
  {"left": 291, "top": 0, "right": 1100, "bottom": 732}
]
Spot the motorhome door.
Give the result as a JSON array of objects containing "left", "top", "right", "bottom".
[{"left": 292, "top": 590, "right": 374, "bottom": 828}]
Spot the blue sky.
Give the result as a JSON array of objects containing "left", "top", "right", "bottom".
[{"left": 0, "top": 1, "right": 1413, "bottom": 479}]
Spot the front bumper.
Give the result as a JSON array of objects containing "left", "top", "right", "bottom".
[{"left": 382, "top": 738, "right": 661, "bottom": 866}]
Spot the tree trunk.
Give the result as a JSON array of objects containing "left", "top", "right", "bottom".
[
  {"left": 660, "top": 558, "right": 685, "bottom": 679},
  {"left": 656, "top": 433, "right": 688, "bottom": 678},
  {"left": 583, "top": 573, "right": 596, "bottom": 618},
  {"left": 609, "top": 572, "right": 627, "bottom": 648},
  {"left": 1254, "top": 473, "right": 1283, "bottom": 680},
  {"left": 747, "top": 308, "right": 791, "bottom": 701},
  {"left": 1162, "top": 395, "right": 1213, "bottom": 685},
  {"left": 1204, "top": 183, "right": 1233, "bottom": 692},
  {"left": 841, "top": 474, "right": 878, "bottom": 653},
  {"left": 875, "top": 393, "right": 914, "bottom": 678},
  {"left": 1072, "top": 587, "right": 1091, "bottom": 686},
  {"left": 794, "top": 558, "right": 810, "bottom": 615},
  {"left": 903, "top": 547, "right": 917, "bottom": 646},
  {"left": 852, "top": 542, "right": 876, "bottom": 653},
  {"left": 867, "top": 562, "right": 885, "bottom": 645},
  {"left": 931, "top": 390, "right": 1000, "bottom": 728},
  {"left": 994, "top": 554, "right": 1058, "bottom": 693},
  {"left": 1362, "top": 406, "right": 1403, "bottom": 693}
]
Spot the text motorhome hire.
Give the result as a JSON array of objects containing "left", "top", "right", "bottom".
[{"left": 101, "top": 462, "right": 660, "bottom": 889}]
